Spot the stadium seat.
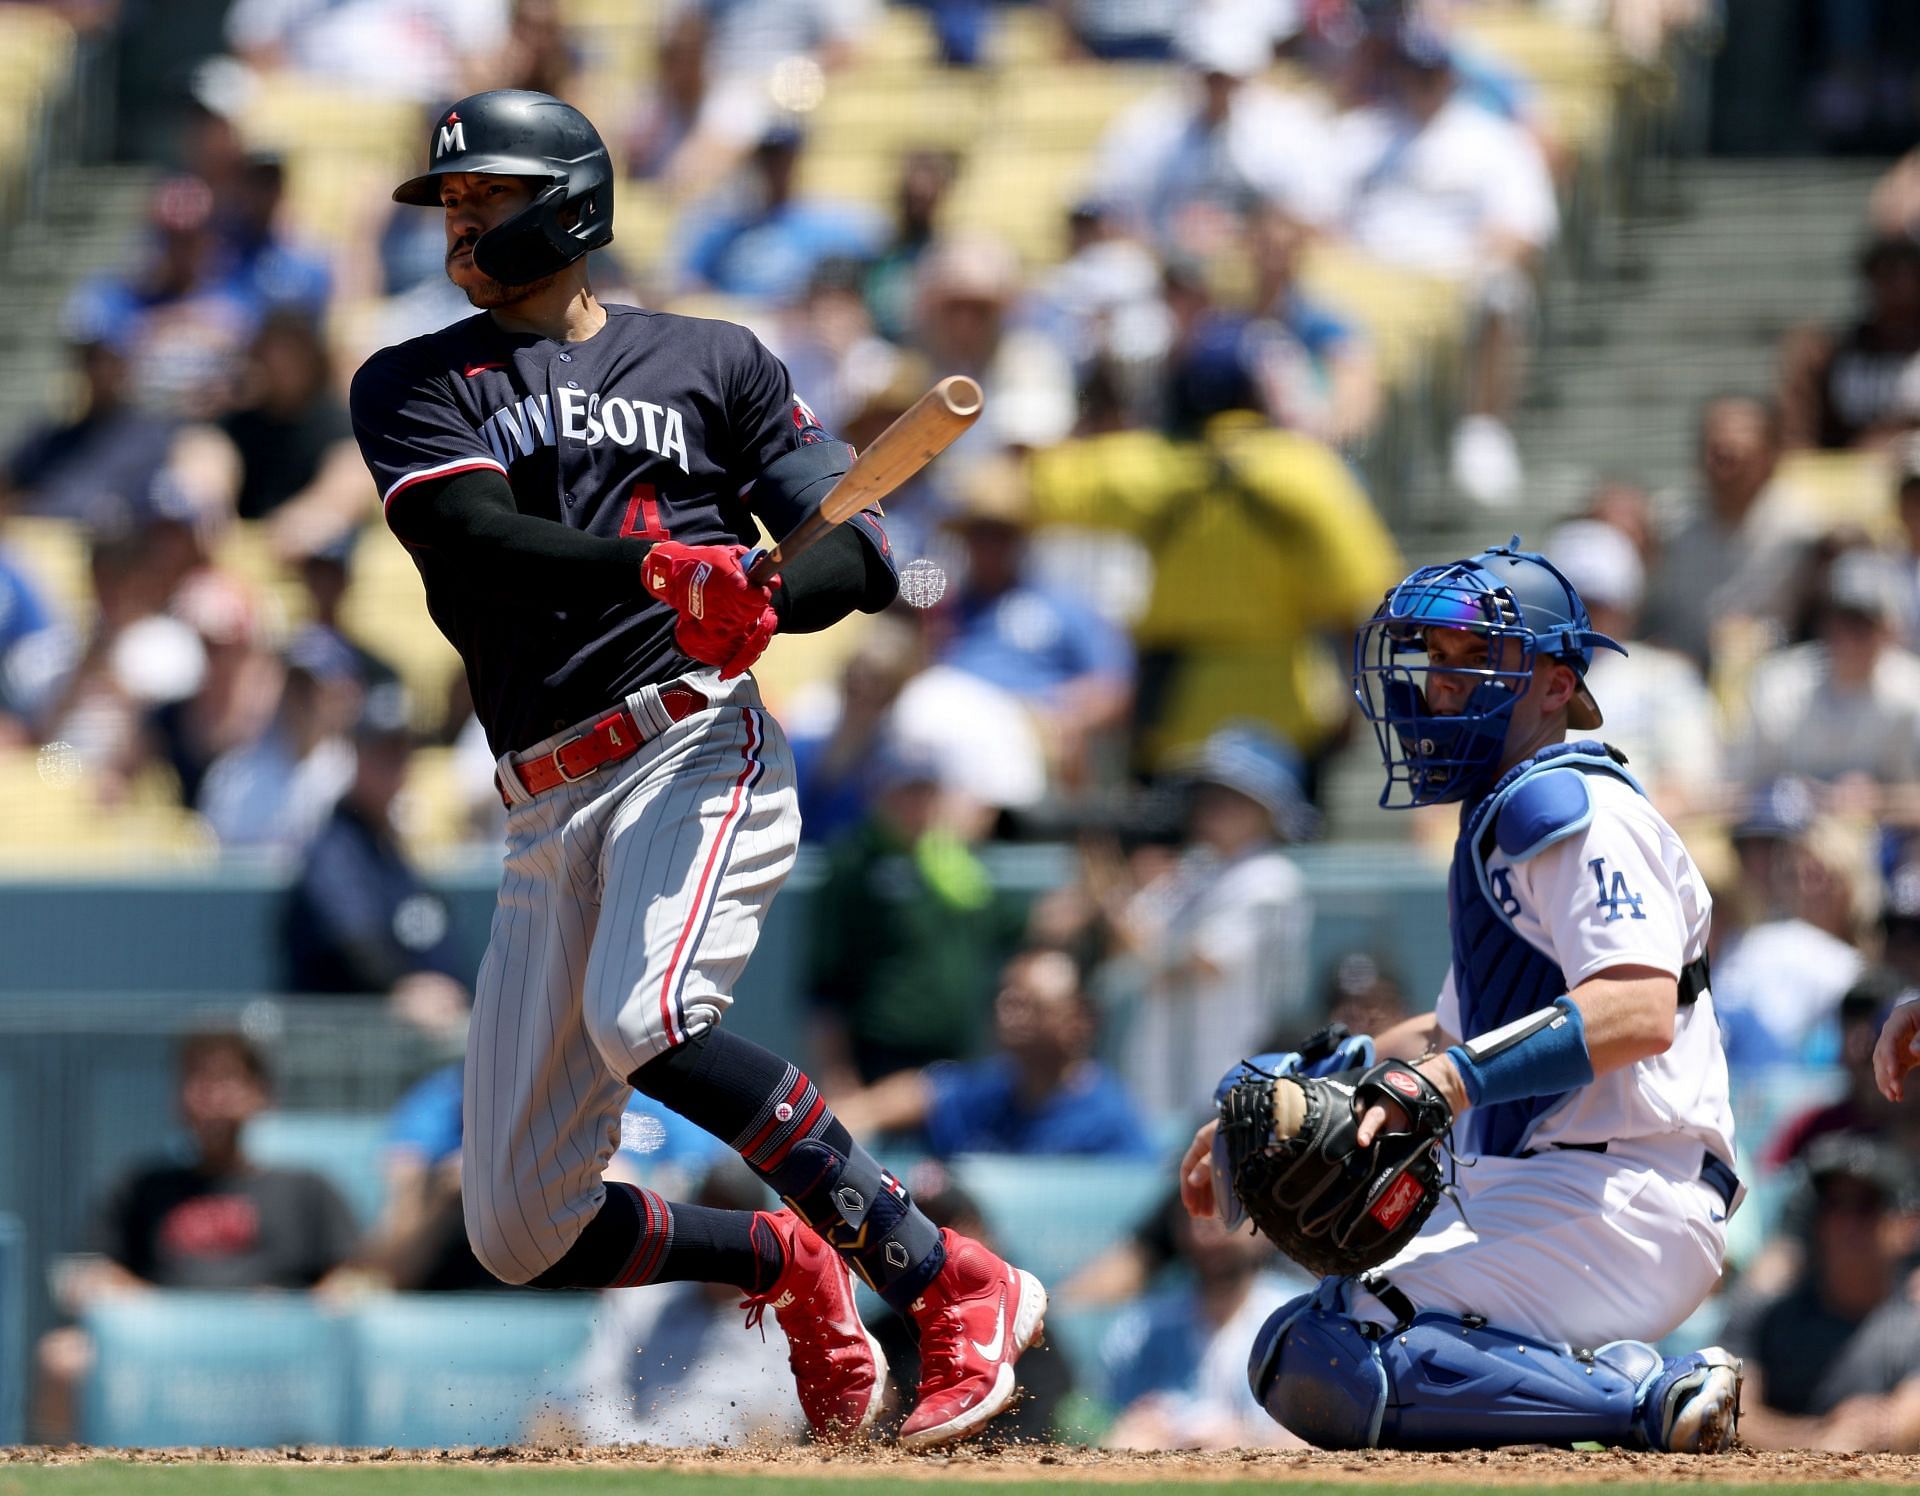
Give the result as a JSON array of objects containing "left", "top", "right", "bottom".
[
  {"left": 1776, "top": 449, "right": 1897, "bottom": 533},
  {"left": 950, "top": 1155, "right": 1170, "bottom": 1287},
  {"left": 244, "top": 1110, "right": 392, "bottom": 1230},
  {"left": 344, "top": 1292, "right": 598, "bottom": 1447},
  {"left": 82, "top": 1294, "right": 352, "bottom": 1447},
  {"left": 3, "top": 516, "right": 89, "bottom": 626}
]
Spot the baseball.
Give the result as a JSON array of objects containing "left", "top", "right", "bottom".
[{"left": 898, "top": 557, "right": 948, "bottom": 609}]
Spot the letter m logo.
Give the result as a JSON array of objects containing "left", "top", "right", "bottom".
[{"left": 436, "top": 119, "right": 465, "bottom": 158}]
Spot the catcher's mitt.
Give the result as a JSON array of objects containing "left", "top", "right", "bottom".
[{"left": 1211, "top": 1058, "right": 1453, "bottom": 1278}]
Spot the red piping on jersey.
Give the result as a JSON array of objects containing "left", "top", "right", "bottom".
[
  {"left": 658, "top": 708, "right": 761, "bottom": 1048},
  {"left": 381, "top": 456, "right": 509, "bottom": 511}
]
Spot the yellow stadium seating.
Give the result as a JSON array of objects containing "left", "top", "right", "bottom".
[
  {"left": 5, "top": 517, "right": 90, "bottom": 629},
  {"left": 1776, "top": 449, "right": 1898, "bottom": 535},
  {"left": 337, "top": 527, "right": 463, "bottom": 731},
  {"left": 0, "top": 753, "right": 216, "bottom": 871}
]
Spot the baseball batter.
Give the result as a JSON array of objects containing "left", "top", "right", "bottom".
[
  {"left": 348, "top": 91, "right": 1044, "bottom": 1448},
  {"left": 1178, "top": 540, "right": 1745, "bottom": 1451}
]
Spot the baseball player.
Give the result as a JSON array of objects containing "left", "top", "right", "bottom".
[
  {"left": 1176, "top": 540, "right": 1745, "bottom": 1451},
  {"left": 347, "top": 90, "right": 1044, "bottom": 1448}
]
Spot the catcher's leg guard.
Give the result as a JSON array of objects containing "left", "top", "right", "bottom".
[{"left": 1250, "top": 1283, "right": 1691, "bottom": 1450}]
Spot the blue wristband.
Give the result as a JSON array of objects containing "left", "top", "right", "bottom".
[{"left": 1444, "top": 996, "right": 1594, "bottom": 1108}]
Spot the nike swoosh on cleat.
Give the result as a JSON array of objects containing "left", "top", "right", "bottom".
[
  {"left": 970, "top": 1292, "right": 1007, "bottom": 1361},
  {"left": 463, "top": 362, "right": 506, "bottom": 376}
]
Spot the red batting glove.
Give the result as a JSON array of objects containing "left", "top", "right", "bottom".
[{"left": 641, "top": 540, "right": 780, "bottom": 680}]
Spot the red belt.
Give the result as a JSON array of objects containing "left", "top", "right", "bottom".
[{"left": 499, "top": 684, "right": 708, "bottom": 806}]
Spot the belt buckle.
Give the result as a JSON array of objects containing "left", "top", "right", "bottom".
[{"left": 550, "top": 733, "right": 592, "bottom": 784}]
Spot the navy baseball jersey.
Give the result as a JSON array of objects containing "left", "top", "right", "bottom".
[{"left": 349, "top": 304, "right": 883, "bottom": 754}]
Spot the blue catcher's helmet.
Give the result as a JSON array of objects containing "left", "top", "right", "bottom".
[{"left": 1352, "top": 537, "right": 1627, "bottom": 807}]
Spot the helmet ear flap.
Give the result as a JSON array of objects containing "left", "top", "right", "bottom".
[{"left": 473, "top": 182, "right": 611, "bottom": 285}]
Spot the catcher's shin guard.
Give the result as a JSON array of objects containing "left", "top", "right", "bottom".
[{"left": 1249, "top": 1282, "right": 1717, "bottom": 1450}]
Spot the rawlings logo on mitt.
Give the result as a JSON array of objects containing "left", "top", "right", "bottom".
[{"left": 1213, "top": 1058, "right": 1453, "bottom": 1278}]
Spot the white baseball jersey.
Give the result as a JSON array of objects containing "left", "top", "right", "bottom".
[{"left": 1438, "top": 773, "right": 1735, "bottom": 1165}]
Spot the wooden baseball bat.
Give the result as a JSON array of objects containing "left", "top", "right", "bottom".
[{"left": 747, "top": 374, "right": 983, "bottom": 586}]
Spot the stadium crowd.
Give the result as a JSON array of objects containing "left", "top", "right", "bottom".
[{"left": 3, "top": 0, "right": 1919, "bottom": 1456}]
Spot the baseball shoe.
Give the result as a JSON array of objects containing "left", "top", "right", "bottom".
[
  {"left": 898, "top": 1228, "right": 1047, "bottom": 1451},
  {"left": 1640, "top": 1347, "right": 1743, "bottom": 1453},
  {"left": 741, "top": 1209, "right": 889, "bottom": 1444}
]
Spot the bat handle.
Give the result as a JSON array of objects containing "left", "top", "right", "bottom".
[{"left": 744, "top": 545, "right": 778, "bottom": 588}]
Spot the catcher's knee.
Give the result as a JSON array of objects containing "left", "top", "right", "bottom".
[{"left": 1248, "top": 1289, "right": 1388, "bottom": 1449}]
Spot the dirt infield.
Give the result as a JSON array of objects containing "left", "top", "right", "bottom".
[{"left": 5, "top": 1444, "right": 1918, "bottom": 1486}]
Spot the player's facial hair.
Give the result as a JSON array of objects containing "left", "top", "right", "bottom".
[{"left": 457, "top": 264, "right": 564, "bottom": 309}]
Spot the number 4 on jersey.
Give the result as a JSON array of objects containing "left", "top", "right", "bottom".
[
  {"left": 1588, "top": 857, "right": 1646, "bottom": 922},
  {"left": 620, "top": 482, "right": 671, "bottom": 541}
]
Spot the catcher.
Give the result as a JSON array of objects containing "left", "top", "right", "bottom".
[{"left": 1177, "top": 540, "right": 1744, "bottom": 1452}]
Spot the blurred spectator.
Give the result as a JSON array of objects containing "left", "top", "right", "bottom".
[
  {"left": 32, "top": 1030, "right": 359, "bottom": 1441},
  {"left": 1241, "top": 200, "right": 1380, "bottom": 450},
  {"left": 661, "top": 0, "right": 875, "bottom": 191},
  {"left": 1025, "top": 413, "right": 1399, "bottom": 773},
  {"left": 675, "top": 120, "right": 885, "bottom": 303},
  {"left": 768, "top": 257, "right": 898, "bottom": 434},
  {"left": 1050, "top": 0, "right": 1184, "bottom": 60},
  {"left": 469, "top": 0, "right": 578, "bottom": 98},
  {"left": 1781, "top": 236, "right": 1920, "bottom": 452},
  {"left": 1880, "top": 861, "right": 1920, "bottom": 991},
  {"left": 16, "top": 513, "right": 211, "bottom": 802},
  {"left": 832, "top": 948, "right": 1157, "bottom": 1158},
  {"left": 1545, "top": 518, "right": 1722, "bottom": 816},
  {"left": 62, "top": 176, "right": 259, "bottom": 420},
  {"left": 353, "top": 1062, "right": 498, "bottom": 1294},
  {"left": 1804, "top": 1, "right": 1920, "bottom": 152},
  {"left": 929, "top": 459, "right": 1134, "bottom": 790},
  {"left": 197, "top": 625, "right": 361, "bottom": 852},
  {"left": 283, "top": 682, "right": 469, "bottom": 1035},
  {"left": 295, "top": 530, "right": 402, "bottom": 692},
  {"left": 911, "top": 232, "right": 1076, "bottom": 455},
  {"left": 145, "top": 570, "right": 281, "bottom": 807},
  {"left": 1712, "top": 782, "right": 1868, "bottom": 1067},
  {"left": 1098, "top": 1208, "right": 1306, "bottom": 1450},
  {"left": 216, "top": 311, "right": 368, "bottom": 550},
  {"left": 1642, "top": 394, "right": 1818, "bottom": 674},
  {"left": 627, "top": 8, "right": 709, "bottom": 183},
  {"left": 0, "top": 524, "right": 55, "bottom": 746},
  {"left": 224, "top": 0, "right": 509, "bottom": 102},
  {"left": 1028, "top": 197, "right": 1169, "bottom": 427},
  {"left": 1766, "top": 973, "right": 1918, "bottom": 1168},
  {"left": 807, "top": 740, "right": 1027, "bottom": 1089},
  {"left": 1089, "top": 7, "right": 1336, "bottom": 259},
  {"left": 1582, "top": 476, "right": 1661, "bottom": 570},
  {"left": 1312, "top": 950, "right": 1410, "bottom": 1047},
  {"left": 1729, "top": 549, "right": 1920, "bottom": 796},
  {"left": 0, "top": 322, "right": 180, "bottom": 528},
  {"left": 1722, "top": 1135, "right": 1920, "bottom": 1452},
  {"left": 566, "top": 1162, "right": 807, "bottom": 1447},
  {"left": 865, "top": 1166, "right": 1074, "bottom": 1439},
  {"left": 1111, "top": 727, "right": 1314, "bottom": 1119},
  {"left": 863, "top": 149, "right": 958, "bottom": 345},
  {"left": 787, "top": 613, "right": 923, "bottom": 844},
  {"left": 210, "top": 153, "right": 332, "bottom": 323},
  {"left": 1327, "top": 23, "right": 1557, "bottom": 508}
]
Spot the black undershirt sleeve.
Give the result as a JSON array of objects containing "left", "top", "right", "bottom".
[
  {"left": 768, "top": 523, "right": 900, "bottom": 634},
  {"left": 387, "top": 468, "right": 650, "bottom": 604},
  {"left": 387, "top": 468, "right": 896, "bottom": 627}
]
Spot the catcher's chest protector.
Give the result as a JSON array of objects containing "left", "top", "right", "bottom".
[{"left": 1448, "top": 741, "right": 1644, "bottom": 1158}]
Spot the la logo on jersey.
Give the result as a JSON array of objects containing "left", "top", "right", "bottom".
[
  {"left": 436, "top": 112, "right": 465, "bottom": 158},
  {"left": 1588, "top": 857, "right": 1646, "bottom": 923}
]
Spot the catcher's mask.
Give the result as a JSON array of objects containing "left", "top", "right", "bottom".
[
  {"left": 1352, "top": 538, "right": 1625, "bottom": 808},
  {"left": 394, "top": 89, "right": 613, "bottom": 286}
]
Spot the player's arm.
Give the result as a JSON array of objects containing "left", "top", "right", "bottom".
[
  {"left": 724, "top": 327, "right": 899, "bottom": 634},
  {"left": 391, "top": 467, "right": 654, "bottom": 600}
]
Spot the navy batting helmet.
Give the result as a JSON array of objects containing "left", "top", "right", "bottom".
[{"left": 394, "top": 89, "right": 613, "bottom": 286}]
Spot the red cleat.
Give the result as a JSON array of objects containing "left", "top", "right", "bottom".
[
  {"left": 898, "top": 1228, "right": 1048, "bottom": 1451},
  {"left": 741, "top": 1209, "right": 889, "bottom": 1443}
]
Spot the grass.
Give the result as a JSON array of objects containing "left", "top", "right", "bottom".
[{"left": 0, "top": 1470, "right": 1906, "bottom": 1496}]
